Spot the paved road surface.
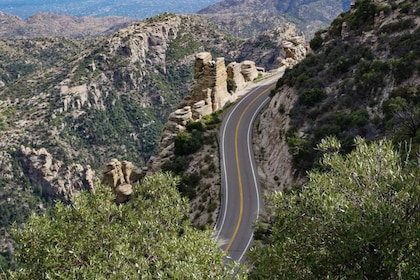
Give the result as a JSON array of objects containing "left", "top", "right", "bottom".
[{"left": 215, "top": 71, "right": 284, "bottom": 263}]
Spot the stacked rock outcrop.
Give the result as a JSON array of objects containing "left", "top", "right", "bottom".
[
  {"left": 280, "top": 35, "right": 307, "bottom": 68},
  {"left": 240, "top": 60, "right": 259, "bottom": 81},
  {"left": 147, "top": 52, "right": 263, "bottom": 171},
  {"left": 101, "top": 159, "right": 143, "bottom": 203},
  {"left": 227, "top": 62, "right": 246, "bottom": 90}
]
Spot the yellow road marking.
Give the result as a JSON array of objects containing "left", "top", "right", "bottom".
[{"left": 224, "top": 85, "right": 274, "bottom": 252}]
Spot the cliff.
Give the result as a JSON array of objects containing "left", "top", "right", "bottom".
[
  {"left": 255, "top": 0, "right": 420, "bottom": 190},
  {"left": 148, "top": 52, "right": 263, "bottom": 170},
  {"left": 0, "top": 13, "right": 306, "bottom": 242}
]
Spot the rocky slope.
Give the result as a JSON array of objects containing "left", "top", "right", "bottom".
[
  {"left": 198, "top": 0, "right": 352, "bottom": 39},
  {"left": 0, "top": 11, "right": 135, "bottom": 39},
  {"left": 255, "top": 0, "right": 420, "bottom": 190},
  {"left": 147, "top": 44, "right": 307, "bottom": 227},
  {"left": 0, "top": 12, "right": 307, "bottom": 255}
]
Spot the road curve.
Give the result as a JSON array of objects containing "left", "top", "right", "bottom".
[{"left": 215, "top": 72, "right": 283, "bottom": 263}]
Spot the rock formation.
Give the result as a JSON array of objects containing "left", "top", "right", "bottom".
[
  {"left": 19, "top": 146, "right": 95, "bottom": 202},
  {"left": 236, "top": 24, "right": 308, "bottom": 70},
  {"left": 148, "top": 52, "right": 263, "bottom": 171},
  {"left": 280, "top": 35, "right": 308, "bottom": 68},
  {"left": 101, "top": 158, "right": 144, "bottom": 203}
]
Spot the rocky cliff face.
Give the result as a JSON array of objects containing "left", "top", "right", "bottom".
[
  {"left": 237, "top": 24, "right": 308, "bottom": 70},
  {"left": 0, "top": 12, "right": 303, "bottom": 222},
  {"left": 19, "top": 146, "right": 95, "bottom": 202},
  {"left": 148, "top": 51, "right": 262, "bottom": 170}
]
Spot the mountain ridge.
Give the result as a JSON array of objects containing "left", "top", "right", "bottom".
[
  {"left": 0, "top": 10, "right": 136, "bottom": 39},
  {"left": 198, "top": 0, "right": 353, "bottom": 38}
]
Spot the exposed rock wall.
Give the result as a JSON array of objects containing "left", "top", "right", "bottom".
[
  {"left": 19, "top": 146, "right": 95, "bottom": 202},
  {"left": 237, "top": 24, "right": 308, "bottom": 70},
  {"left": 148, "top": 52, "right": 262, "bottom": 171},
  {"left": 101, "top": 158, "right": 144, "bottom": 203},
  {"left": 254, "top": 86, "right": 305, "bottom": 192},
  {"left": 280, "top": 35, "right": 308, "bottom": 68}
]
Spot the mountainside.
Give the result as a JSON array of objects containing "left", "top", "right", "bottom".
[
  {"left": 0, "top": 12, "right": 306, "bottom": 260},
  {"left": 256, "top": 0, "right": 419, "bottom": 190},
  {"left": 0, "top": 11, "right": 135, "bottom": 39},
  {"left": 198, "top": 0, "right": 352, "bottom": 38}
]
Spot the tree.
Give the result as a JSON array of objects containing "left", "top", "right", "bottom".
[
  {"left": 8, "top": 172, "right": 244, "bottom": 279},
  {"left": 249, "top": 137, "right": 419, "bottom": 279}
]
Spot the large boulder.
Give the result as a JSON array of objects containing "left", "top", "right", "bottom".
[{"left": 101, "top": 158, "right": 143, "bottom": 203}]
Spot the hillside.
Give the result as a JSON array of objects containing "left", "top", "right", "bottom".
[
  {"left": 198, "top": 0, "right": 352, "bottom": 38},
  {"left": 0, "top": 12, "right": 306, "bottom": 265},
  {"left": 0, "top": 11, "right": 135, "bottom": 39},
  {"left": 256, "top": 0, "right": 419, "bottom": 190}
]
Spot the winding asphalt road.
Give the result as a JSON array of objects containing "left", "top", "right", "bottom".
[{"left": 215, "top": 71, "right": 284, "bottom": 263}]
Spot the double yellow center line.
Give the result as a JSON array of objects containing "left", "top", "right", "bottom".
[{"left": 224, "top": 85, "right": 274, "bottom": 252}]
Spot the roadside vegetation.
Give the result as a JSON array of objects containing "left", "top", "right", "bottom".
[{"left": 250, "top": 137, "right": 419, "bottom": 279}]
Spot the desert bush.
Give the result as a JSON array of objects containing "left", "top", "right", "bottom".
[
  {"left": 310, "top": 31, "right": 324, "bottom": 51},
  {"left": 174, "top": 131, "right": 202, "bottom": 155},
  {"left": 299, "top": 88, "right": 326, "bottom": 106},
  {"left": 226, "top": 78, "right": 237, "bottom": 93}
]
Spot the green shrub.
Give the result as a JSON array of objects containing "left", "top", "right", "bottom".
[
  {"left": 174, "top": 131, "right": 202, "bottom": 155},
  {"left": 161, "top": 156, "right": 188, "bottom": 174},
  {"left": 376, "top": 3, "right": 392, "bottom": 15},
  {"left": 278, "top": 103, "right": 286, "bottom": 114},
  {"left": 310, "top": 32, "right": 323, "bottom": 51},
  {"left": 186, "top": 120, "right": 205, "bottom": 132},
  {"left": 178, "top": 172, "right": 201, "bottom": 199},
  {"left": 299, "top": 88, "right": 327, "bottom": 106},
  {"left": 227, "top": 78, "right": 237, "bottom": 92},
  {"left": 379, "top": 18, "right": 415, "bottom": 34},
  {"left": 399, "top": 1, "right": 413, "bottom": 14},
  {"left": 351, "top": 109, "right": 370, "bottom": 126},
  {"left": 347, "top": 0, "right": 377, "bottom": 32}
]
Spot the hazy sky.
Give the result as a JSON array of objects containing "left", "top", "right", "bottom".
[{"left": 0, "top": 0, "right": 221, "bottom": 18}]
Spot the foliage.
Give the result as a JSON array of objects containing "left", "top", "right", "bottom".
[
  {"left": 355, "top": 59, "right": 390, "bottom": 95},
  {"left": 250, "top": 137, "right": 420, "bottom": 279},
  {"left": 62, "top": 93, "right": 163, "bottom": 168},
  {"left": 161, "top": 156, "right": 188, "bottom": 174},
  {"left": 298, "top": 88, "right": 326, "bottom": 106},
  {"left": 227, "top": 78, "right": 237, "bottom": 93},
  {"left": 347, "top": 0, "right": 377, "bottom": 33},
  {"left": 382, "top": 86, "right": 420, "bottom": 157},
  {"left": 309, "top": 31, "right": 323, "bottom": 51},
  {"left": 166, "top": 20, "right": 202, "bottom": 60},
  {"left": 8, "top": 172, "right": 244, "bottom": 279},
  {"left": 174, "top": 131, "right": 203, "bottom": 156},
  {"left": 379, "top": 18, "right": 415, "bottom": 34},
  {"left": 269, "top": 0, "right": 419, "bottom": 175}
]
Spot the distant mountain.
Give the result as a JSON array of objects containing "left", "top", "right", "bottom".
[
  {"left": 0, "top": 11, "right": 135, "bottom": 39},
  {"left": 198, "top": 0, "right": 353, "bottom": 39},
  {"left": 0, "top": 0, "right": 220, "bottom": 19}
]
